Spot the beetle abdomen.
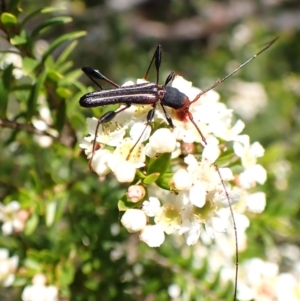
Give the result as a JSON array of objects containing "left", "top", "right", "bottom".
[{"left": 79, "top": 82, "right": 159, "bottom": 107}]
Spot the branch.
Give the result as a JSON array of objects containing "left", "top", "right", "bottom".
[{"left": 0, "top": 118, "right": 58, "bottom": 140}]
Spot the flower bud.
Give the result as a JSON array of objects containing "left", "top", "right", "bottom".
[
  {"left": 139, "top": 225, "right": 165, "bottom": 247},
  {"left": 121, "top": 209, "right": 147, "bottom": 233},
  {"left": 127, "top": 185, "right": 146, "bottom": 203}
]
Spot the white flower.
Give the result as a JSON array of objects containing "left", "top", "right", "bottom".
[
  {"left": 33, "top": 39, "right": 49, "bottom": 60},
  {"left": 189, "top": 181, "right": 206, "bottom": 208},
  {"left": 213, "top": 189, "right": 240, "bottom": 207},
  {"left": 121, "top": 209, "right": 147, "bottom": 233},
  {"left": 0, "top": 201, "right": 25, "bottom": 235},
  {"left": 238, "top": 164, "right": 267, "bottom": 189},
  {"left": 114, "top": 161, "right": 136, "bottom": 183},
  {"left": 86, "top": 116, "right": 126, "bottom": 147},
  {"left": 228, "top": 80, "right": 268, "bottom": 120},
  {"left": 129, "top": 122, "right": 152, "bottom": 143},
  {"left": 139, "top": 224, "right": 165, "bottom": 247},
  {"left": 234, "top": 137, "right": 265, "bottom": 168},
  {"left": 0, "top": 249, "right": 18, "bottom": 287},
  {"left": 148, "top": 128, "right": 176, "bottom": 154},
  {"left": 154, "top": 203, "right": 182, "bottom": 234},
  {"left": 142, "top": 197, "right": 161, "bottom": 217},
  {"left": 0, "top": 50, "right": 23, "bottom": 79},
  {"left": 89, "top": 149, "right": 112, "bottom": 176},
  {"left": 205, "top": 215, "right": 229, "bottom": 238},
  {"left": 168, "top": 284, "right": 181, "bottom": 298},
  {"left": 111, "top": 137, "right": 146, "bottom": 166},
  {"left": 246, "top": 192, "right": 266, "bottom": 213},
  {"left": 219, "top": 168, "right": 234, "bottom": 181},
  {"left": 238, "top": 258, "right": 279, "bottom": 301},
  {"left": 276, "top": 273, "right": 300, "bottom": 301},
  {"left": 22, "top": 283, "right": 58, "bottom": 301},
  {"left": 202, "top": 139, "right": 221, "bottom": 164},
  {"left": 172, "top": 169, "right": 192, "bottom": 191},
  {"left": 184, "top": 221, "right": 201, "bottom": 246},
  {"left": 215, "top": 119, "right": 245, "bottom": 141},
  {"left": 234, "top": 213, "right": 250, "bottom": 251}
]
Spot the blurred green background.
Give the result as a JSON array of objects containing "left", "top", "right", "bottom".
[{"left": 0, "top": 0, "right": 299, "bottom": 300}]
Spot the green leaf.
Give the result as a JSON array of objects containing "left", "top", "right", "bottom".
[
  {"left": 136, "top": 169, "right": 146, "bottom": 179},
  {"left": 147, "top": 152, "right": 171, "bottom": 175},
  {"left": 59, "top": 69, "right": 82, "bottom": 85},
  {"left": 7, "top": 0, "right": 22, "bottom": 11},
  {"left": 155, "top": 172, "right": 173, "bottom": 190},
  {"left": 56, "top": 87, "right": 73, "bottom": 99},
  {"left": 48, "top": 70, "right": 64, "bottom": 82},
  {"left": 46, "top": 201, "right": 57, "bottom": 227},
  {"left": 143, "top": 173, "right": 160, "bottom": 184},
  {"left": 10, "top": 29, "right": 28, "bottom": 45},
  {"left": 118, "top": 194, "right": 138, "bottom": 211},
  {"left": 56, "top": 261, "right": 75, "bottom": 286},
  {"left": 0, "top": 12, "right": 18, "bottom": 26},
  {"left": 31, "top": 16, "right": 73, "bottom": 38},
  {"left": 55, "top": 40, "right": 78, "bottom": 66},
  {"left": 56, "top": 61, "right": 74, "bottom": 74},
  {"left": 23, "top": 257, "right": 41, "bottom": 270},
  {"left": 26, "top": 69, "right": 47, "bottom": 121},
  {"left": 22, "top": 57, "right": 39, "bottom": 75},
  {"left": 41, "top": 31, "right": 86, "bottom": 64},
  {"left": 24, "top": 213, "right": 39, "bottom": 235},
  {"left": 21, "top": 6, "right": 66, "bottom": 25},
  {"left": 0, "top": 64, "right": 14, "bottom": 118},
  {"left": 55, "top": 99, "right": 66, "bottom": 132}
]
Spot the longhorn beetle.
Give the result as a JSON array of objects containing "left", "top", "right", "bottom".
[{"left": 80, "top": 38, "right": 277, "bottom": 300}]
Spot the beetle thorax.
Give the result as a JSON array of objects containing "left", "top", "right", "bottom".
[{"left": 162, "top": 86, "right": 189, "bottom": 110}]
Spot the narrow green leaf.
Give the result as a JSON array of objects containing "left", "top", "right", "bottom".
[
  {"left": 24, "top": 213, "right": 39, "bottom": 235},
  {"left": 0, "top": 64, "right": 14, "bottom": 118},
  {"left": 55, "top": 40, "right": 78, "bottom": 66},
  {"left": 59, "top": 69, "right": 82, "bottom": 85},
  {"left": 56, "top": 261, "right": 75, "bottom": 286},
  {"left": 56, "top": 61, "right": 74, "bottom": 74},
  {"left": 155, "top": 172, "right": 173, "bottom": 190},
  {"left": 136, "top": 169, "right": 146, "bottom": 179},
  {"left": 56, "top": 87, "right": 72, "bottom": 99},
  {"left": 41, "top": 31, "right": 86, "bottom": 64},
  {"left": 26, "top": 69, "right": 47, "bottom": 121},
  {"left": 21, "top": 6, "right": 66, "bottom": 25},
  {"left": 0, "top": 49, "right": 21, "bottom": 55},
  {"left": 31, "top": 16, "right": 73, "bottom": 37},
  {"left": 55, "top": 99, "right": 66, "bottom": 132},
  {"left": 144, "top": 173, "right": 160, "bottom": 185},
  {"left": 0, "top": 12, "right": 18, "bottom": 26},
  {"left": 147, "top": 152, "right": 171, "bottom": 175},
  {"left": 46, "top": 201, "right": 57, "bottom": 227},
  {"left": 48, "top": 70, "right": 64, "bottom": 82},
  {"left": 7, "top": 0, "right": 22, "bottom": 12}
]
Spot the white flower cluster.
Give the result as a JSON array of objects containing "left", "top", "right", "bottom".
[
  {"left": 80, "top": 76, "right": 267, "bottom": 248},
  {"left": 0, "top": 200, "right": 29, "bottom": 235},
  {"left": 22, "top": 273, "right": 58, "bottom": 301},
  {"left": 238, "top": 256, "right": 300, "bottom": 301},
  {"left": 0, "top": 248, "right": 19, "bottom": 287}
]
